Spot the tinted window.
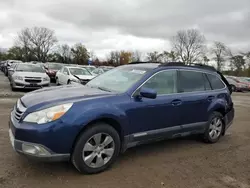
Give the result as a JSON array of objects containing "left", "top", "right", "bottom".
[
  {"left": 206, "top": 74, "right": 225, "bottom": 90},
  {"left": 179, "top": 71, "right": 205, "bottom": 92},
  {"left": 142, "top": 70, "right": 177, "bottom": 95},
  {"left": 204, "top": 74, "right": 212, "bottom": 90}
]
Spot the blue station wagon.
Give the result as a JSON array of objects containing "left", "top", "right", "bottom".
[{"left": 9, "top": 62, "right": 234, "bottom": 174}]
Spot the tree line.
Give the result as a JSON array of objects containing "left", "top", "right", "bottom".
[{"left": 0, "top": 27, "right": 249, "bottom": 76}]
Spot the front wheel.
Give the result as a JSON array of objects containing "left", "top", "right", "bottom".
[
  {"left": 71, "top": 123, "right": 120, "bottom": 174},
  {"left": 203, "top": 112, "right": 224, "bottom": 143}
]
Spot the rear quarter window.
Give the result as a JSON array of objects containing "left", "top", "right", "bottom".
[{"left": 206, "top": 74, "right": 225, "bottom": 90}]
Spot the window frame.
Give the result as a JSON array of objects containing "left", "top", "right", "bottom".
[
  {"left": 205, "top": 73, "right": 226, "bottom": 91},
  {"left": 131, "top": 69, "right": 178, "bottom": 98},
  {"left": 177, "top": 69, "right": 226, "bottom": 94},
  {"left": 132, "top": 69, "right": 227, "bottom": 98}
]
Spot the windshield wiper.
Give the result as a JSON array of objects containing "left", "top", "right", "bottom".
[{"left": 97, "top": 86, "right": 112, "bottom": 92}]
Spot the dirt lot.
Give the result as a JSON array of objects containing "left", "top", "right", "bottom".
[{"left": 1, "top": 73, "right": 250, "bottom": 188}]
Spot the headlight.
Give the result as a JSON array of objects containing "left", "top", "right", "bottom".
[
  {"left": 14, "top": 76, "right": 23, "bottom": 80},
  {"left": 23, "top": 103, "right": 73, "bottom": 124},
  {"left": 43, "top": 77, "right": 50, "bottom": 81},
  {"left": 71, "top": 78, "right": 80, "bottom": 83}
]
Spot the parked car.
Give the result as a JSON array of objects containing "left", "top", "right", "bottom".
[
  {"left": 44, "top": 62, "right": 63, "bottom": 80},
  {"left": 8, "top": 62, "right": 20, "bottom": 80},
  {"left": 4, "top": 60, "right": 22, "bottom": 76},
  {"left": 77, "top": 65, "right": 96, "bottom": 73},
  {"left": 91, "top": 67, "right": 113, "bottom": 76},
  {"left": 0, "top": 61, "right": 6, "bottom": 72},
  {"left": 226, "top": 76, "right": 249, "bottom": 92},
  {"left": 56, "top": 66, "right": 95, "bottom": 85},
  {"left": 8, "top": 62, "right": 234, "bottom": 174},
  {"left": 9, "top": 63, "right": 50, "bottom": 91}
]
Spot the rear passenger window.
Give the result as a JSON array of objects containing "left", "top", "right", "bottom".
[
  {"left": 179, "top": 71, "right": 206, "bottom": 92},
  {"left": 206, "top": 74, "right": 225, "bottom": 90}
]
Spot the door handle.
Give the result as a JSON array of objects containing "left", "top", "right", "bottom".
[
  {"left": 207, "top": 96, "right": 215, "bottom": 102},
  {"left": 171, "top": 99, "right": 182, "bottom": 106}
]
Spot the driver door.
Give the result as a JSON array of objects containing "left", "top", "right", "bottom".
[{"left": 126, "top": 70, "right": 182, "bottom": 141}]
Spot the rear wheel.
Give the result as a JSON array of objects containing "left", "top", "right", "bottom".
[
  {"left": 71, "top": 123, "right": 120, "bottom": 174},
  {"left": 204, "top": 112, "right": 224, "bottom": 143}
]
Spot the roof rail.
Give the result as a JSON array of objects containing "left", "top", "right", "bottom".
[
  {"left": 128, "top": 61, "right": 161, "bottom": 64},
  {"left": 159, "top": 62, "right": 216, "bottom": 72}
]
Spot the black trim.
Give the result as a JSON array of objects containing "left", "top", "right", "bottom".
[{"left": 122, "top": 122, "right": 207, "bottom": 152}]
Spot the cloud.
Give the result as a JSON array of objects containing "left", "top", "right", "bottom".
[{"left": 0, "top": 0, "right": 249, "bottom": 58}]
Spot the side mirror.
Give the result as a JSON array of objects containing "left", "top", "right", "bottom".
[{"left": 140, "top": 87, "right": 157, "bottom": 99}]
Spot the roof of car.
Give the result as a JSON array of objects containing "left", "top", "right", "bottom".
[
  {"left": 127, "top": 62, "right": 218, "bottom": 73},
  {"left": 64, "top": 66, "right": 87, "bottom": 69}
]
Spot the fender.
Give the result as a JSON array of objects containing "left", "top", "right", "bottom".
[
  {"left": 69, "top": 102, "right": 129, "bottom": 135},
  {"left": 207, "top": 98, "right": 227, "bottom": 115}
]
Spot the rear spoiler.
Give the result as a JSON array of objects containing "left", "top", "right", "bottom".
[{"left": 216, "top": 71, "right": 232, "bottom": 94}]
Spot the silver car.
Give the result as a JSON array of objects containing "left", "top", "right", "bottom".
[{"left": 9, "top": 63, "right": 50, "bottom": 91}]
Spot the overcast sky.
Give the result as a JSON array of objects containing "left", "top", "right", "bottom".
[{"left": 0, "top": 0, "right": 249, "bottom": 58}]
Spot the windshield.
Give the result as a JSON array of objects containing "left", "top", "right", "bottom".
[
  {"left": 48, "top": 63, "right": 62, "bottom": 70},
  {"left": 69, "top": 67, "right": 91, "bottom": 75},
  {"left": 85, "top": 66, "right": 95, "bottom": 72},
  {"left": 86, "top": 66, "right": 150, "bottom": 93},
  {"left": 16, "top": 64, "right": 45, "bottom": 73}
]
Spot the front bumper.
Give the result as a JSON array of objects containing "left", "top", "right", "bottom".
[
  {"left": 12, "top": 80, "right": 50, "bottom": 89},
  {"left": 9, "top": 129, "right": 70, "bottom": 162},
  {"left": 9, "top": 113, "right": 71, "bottom": 162}
]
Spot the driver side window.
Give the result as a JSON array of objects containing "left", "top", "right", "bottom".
[{"left": 137, "top": 70, "right": 177, "bottom": 96}]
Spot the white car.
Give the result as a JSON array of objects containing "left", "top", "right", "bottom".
[
  {"left": 9, "top": 63, "right": 50, "bottom": 91},
  {"left": 56, "top": 66, "right": 95, "bottom": 85}
]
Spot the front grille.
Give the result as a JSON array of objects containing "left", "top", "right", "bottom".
[
  {"left": 25, "top": 79, "right": 41, "bottom": 83},
  {"left": 13, "top": 100, "right": 26, "bottom": 121},
  {"left": 80, "top": 79, "right": 90, "bottom": 85},
  {"left": 25, "top": 77, "right": 42, "bottom": 83}
]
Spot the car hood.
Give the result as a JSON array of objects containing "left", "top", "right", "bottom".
[
  {"left": 14, "top": 72, "right": 47, "bottom": 77},
  {"left": 21, "top": 85, "right": 115, "bottom": 108},
  {"left": 73, "top": 75, "right": 95, "bottom": 80}
]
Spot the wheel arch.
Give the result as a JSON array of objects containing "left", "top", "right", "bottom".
[{"left": 70, "top": 117, "right": 124, "bottom": 154}]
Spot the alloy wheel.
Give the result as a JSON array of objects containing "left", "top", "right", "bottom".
[
  {"left": 209, "top": 117, "right": 223, "bottom": 140},
  {"left": 82, "top": 133, "right": 115, "bottom": 168}
]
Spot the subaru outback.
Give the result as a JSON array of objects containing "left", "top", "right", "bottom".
[{"left": 9, "top": 62, "right": 234, "bottom": 174}]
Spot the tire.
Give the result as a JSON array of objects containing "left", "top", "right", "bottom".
[
  {"left": 11, "top": 83, "right": 16, "bottom": 91},
  {"left": 71, "top": 123, "right": 120, "bottom": 174},
  {"left": 203, "top": 112, "right": 224, "bottom": 143},
  {"left": 67, "top": 80, "right": 71, "bottom": 85},
  {"left": 56, "top": 78, "right": 60, "bottom": 86}
]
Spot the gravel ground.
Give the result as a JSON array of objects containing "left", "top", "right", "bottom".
[{"left": 0, "top": 72, "right": 250, "bottom": 188}]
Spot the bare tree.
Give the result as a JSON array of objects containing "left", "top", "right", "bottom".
[
  {"left": 131, "top": 50, "right": 142, "bottom": 62},
  {"left": 210, "top": 41, "right": 230, "bottom": 71},
  {"left": 106, "top": 51, "right": 121, "bottom": 65},
  {"left": 160, "top": 51, "right": 179, "bottom": 62},
  {"left": 55, "top": 44, "right": 72, "bottom": 63},
  {"left": 230, "top": 55, "right": 246, "bottom": 76},
  {"left": 16, "top": 27, "right": 57, "bottom": 62},
  {"left": 172, "top": 29, "right": 206, "bottom": 64},
  {"left": 146, "top": 51, "right": 162, "bottom": 62}
]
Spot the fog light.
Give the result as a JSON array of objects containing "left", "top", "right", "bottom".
[{"left": 22, "top": 143, "right": 51, "bottom": 156}]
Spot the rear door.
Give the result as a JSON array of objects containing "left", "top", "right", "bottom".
[{"left": 177, "top": 70, "right": 214, "bottom": 133}]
